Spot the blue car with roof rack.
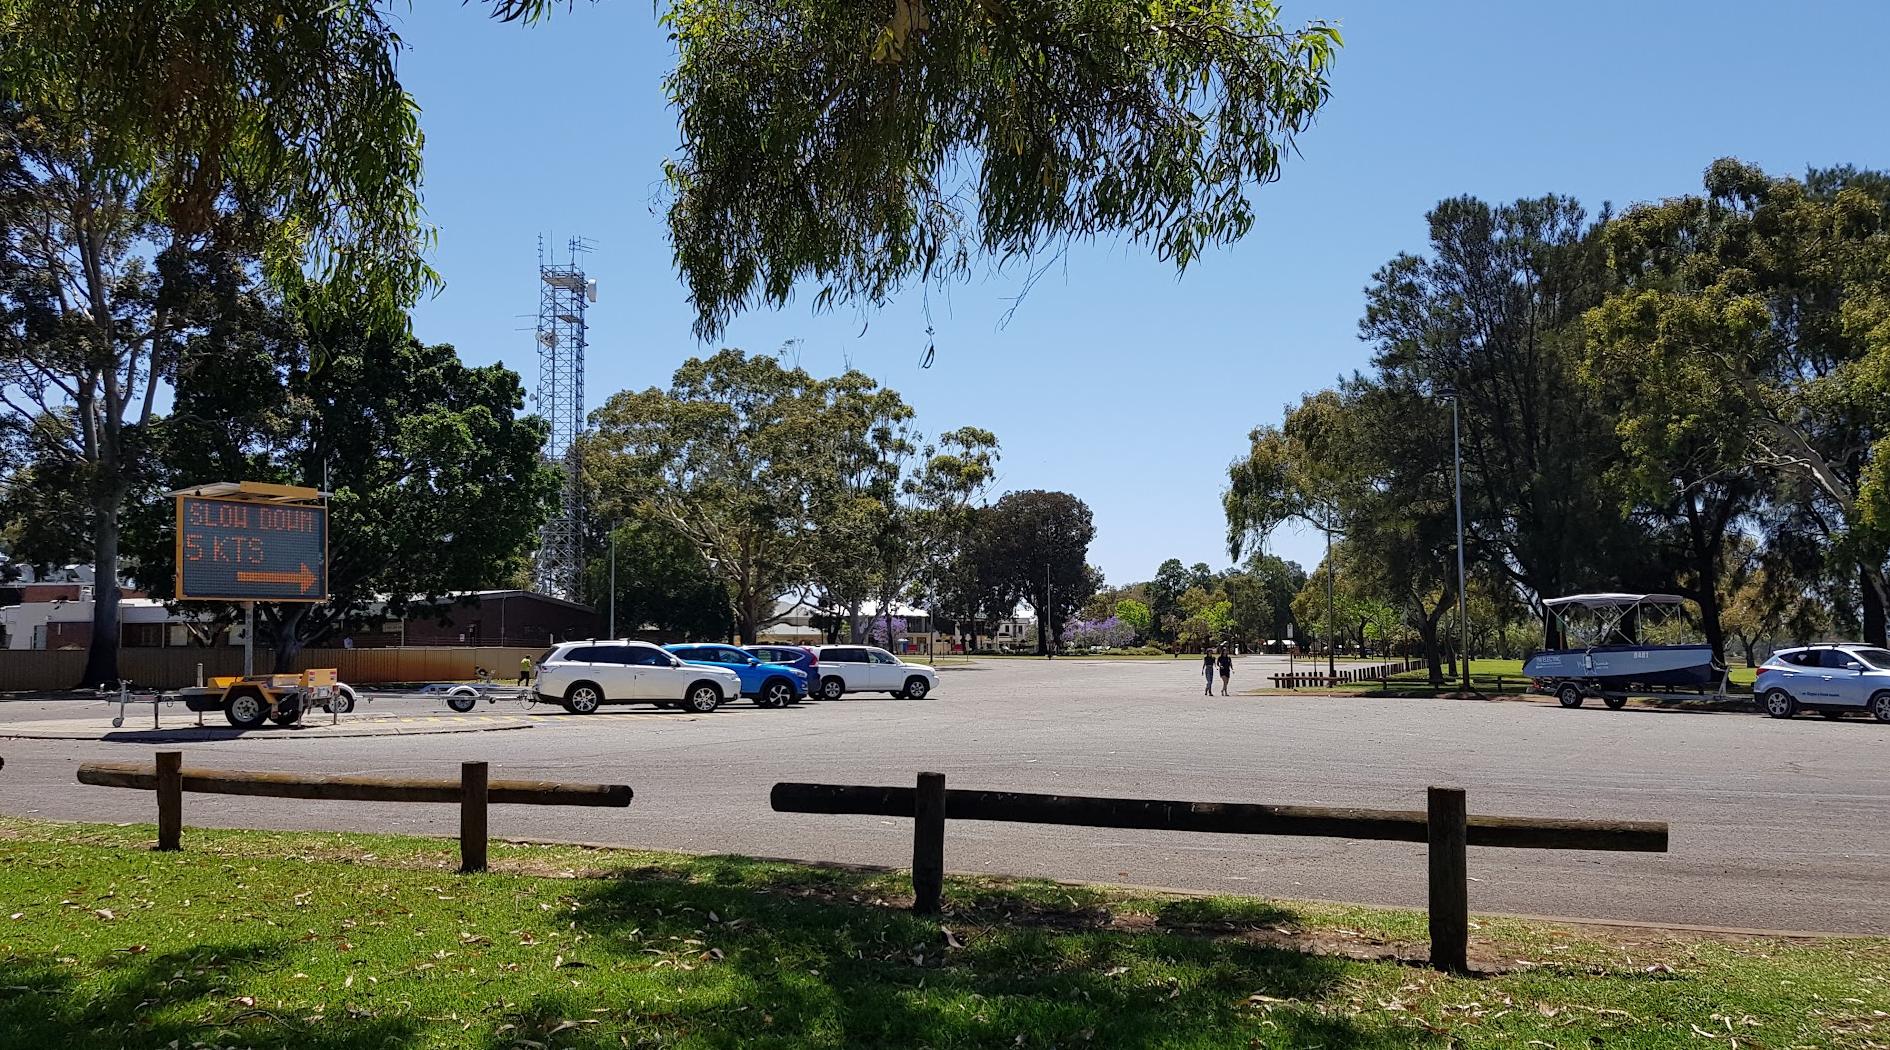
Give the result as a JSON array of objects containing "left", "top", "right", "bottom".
[{"left": 664, "top": 643, "right": 807, "bottom": 708}]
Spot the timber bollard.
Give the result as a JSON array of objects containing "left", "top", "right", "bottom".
[
  {"left": 912, "top": 772, "right": 946, "bottom": 914},
  {"left": 461, "top": 761, "right": 490, "bottom": 873},
  {"left": 1427, "top": 786, "right": 1469, "bottom": 973},
  {"left": 156, "top": 751, "right": 182, "bottom": 851}
]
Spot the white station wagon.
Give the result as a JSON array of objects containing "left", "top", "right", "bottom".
[
  {"left": 532, "top": 640, "right": 743, "bottom": 714},
  {"left": 806, "top": 645, "right": 939, "bottom": 700}
]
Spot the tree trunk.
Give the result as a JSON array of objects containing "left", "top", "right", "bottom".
[
  {"left": 1864, "top": 567, "right": 1889, "bottom": 647},
  {"left": 1414, "top": 615, "right": 1444, "bottom": 687},
  {"left": 78, "top": 506, "right": 122, "bottom": 688},
  {"left": 271, "top": 605, "right": 310, "bottom": 673}
]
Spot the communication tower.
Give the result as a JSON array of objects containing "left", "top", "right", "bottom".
[{"left": 533, "top": 235, "right": 596, "bottom": 599}]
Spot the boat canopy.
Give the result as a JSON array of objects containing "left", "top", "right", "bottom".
[
  {"left": 1542, "top": 593, "right": 1686, "bottom": 610},
  {"left": 1538, "top": 593, "right": 1698, "bottom": 651}
]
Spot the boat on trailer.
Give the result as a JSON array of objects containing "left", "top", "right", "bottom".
[{"left": 1523, "top": 593, "right": 1725, "bottom": 708}]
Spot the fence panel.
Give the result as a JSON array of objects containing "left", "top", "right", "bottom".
[
  {"left": 77, "top": 754, "right": 633, "bottom": 872},
  {"left": 774, "top": 775, "right": 1669, "bottom": 974}
]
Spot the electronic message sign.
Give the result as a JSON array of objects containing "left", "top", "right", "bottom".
[{"left": 176, "top": 496, "right": 328, "bottom": 602}]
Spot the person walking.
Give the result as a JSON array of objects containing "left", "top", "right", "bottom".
[
  {"left": 1217, "top": 647, "right": 1233, "bottom": 695},
  {"left": 517, "top": 654, "right": 534, "bottom": 686},
  {"left": 1202, "top": 646, "right": 1216, "bottom": 695}
]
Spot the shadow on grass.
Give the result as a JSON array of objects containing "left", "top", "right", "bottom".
[
  {"left": 537, "top": 869, "right": 1436, "bottom": 1049},
  {"left": 0, "top": 944, "right": 423, "bottom": 1049}
]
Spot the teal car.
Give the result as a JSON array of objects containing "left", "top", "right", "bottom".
[{"left": 664, "top": 643, "right": 807, "bottom": 708}]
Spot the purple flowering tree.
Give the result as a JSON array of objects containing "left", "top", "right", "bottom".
[
  {"left": 1061, "top": 616, "right": 1136, "bottom": 648},
  {"left": 866, "top": 616, "right": 909, "bottom": 646}
]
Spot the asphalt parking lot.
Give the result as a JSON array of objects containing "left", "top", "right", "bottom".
[{"left": 2, "top": 656, "right": 1886, "bottom": 934}]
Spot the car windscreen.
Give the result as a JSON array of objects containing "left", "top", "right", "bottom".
[{"left": 1851, "top": 648, "right": 1890, "bottom": 669}]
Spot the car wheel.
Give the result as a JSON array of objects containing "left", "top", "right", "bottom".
[
  {"left": 1601, "top": 694, "right": 1627, "bottom": 711},
  {"left": 224, "top": 687, "right": 268, "bottom": 729},
  {"left": 819, "top": 676, "right": 845, "bottom": 700},
  {"left": 903, "top": 676, "right": 930, "bottom": 700},
  {"left": 324, "top": 686, "right": 357, "bottom": 715},
  {"left": 1763, "top": 689, "right": 1797, "bottom": 719},
  {"left": 446, "top": 689, "right": 478, "bottom": 713},
  {"left": 1556, "top": 682, "right": 1584, "bottom": 709},
  {"left": 1872, "top": 692, "right": 1890, "bottom": 723},
  {"left": 564, "top": 682, "right": 603, "bottom": 714},
  {"left": 760, "top": 679, "right": 794, "bottom": 708},
  {"left": 685, "top": 683, "right": 723, "bottom": 713}
]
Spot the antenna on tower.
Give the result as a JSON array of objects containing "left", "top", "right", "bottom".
[{"left": 532, "top": 233, "right": 597, "bottom": 600}]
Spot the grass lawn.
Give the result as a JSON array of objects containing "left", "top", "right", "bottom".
[{"left": 2, "top": 818, "right": 1886, "bottom": 1048}]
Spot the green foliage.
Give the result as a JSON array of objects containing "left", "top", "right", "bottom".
[
  {"left": 584, "top": 349, "right": 996, "bottom": 642},
  {"left": 1587, "top": 158, "right": 1890, "bottom": 641},
  {"left": 972, "top": 489, "right": 1097, "bottom": 652},
  {"left": 584, "top": 350, "right": 828, "bottom": 641},
  {"left": 125, "top": 321, "right": 559, "bottom": 658},
  {"left": 1114, "top": 597, "right": 1153, "bottom": 638},
  {"left": 585, "top": 517, "right": 733, "bottom": 640},
  {"left": 1360, "top": 193, "right": 1625, "bottom": 603},
  {"left": 0, "top": 1, "right": 434, "bottom": 330},
  {"left": 657, "top": 0, "right": 1341, "bottom": 337}
]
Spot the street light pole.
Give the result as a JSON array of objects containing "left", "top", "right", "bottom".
[
  {"left": 607, "top": 529, "right": 617, "bottom": 639},
  {"left": 1325, "top": 512, "right": 1335, "bottom": 678},
  {"left": 1451, "top": 392, "right": 1470, "bottom": 693}
]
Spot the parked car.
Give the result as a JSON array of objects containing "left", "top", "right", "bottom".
[
  {"left": 806, "top": 644, "right": 938, "bottom": 700},
  {"left": 744, "top": 644, "right": 820, "bottom": 679},
  {"left": 532, "top": 640, "right": 742, "bottom": 714},
  {"left": 665, "top": 643, "right": 807, "bottom": 707},
  {"left": 1754, "top": 643, "right": 1890, "bottom": 721}
]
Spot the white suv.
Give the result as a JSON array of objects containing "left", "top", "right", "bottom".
[
  {"left": 532, "top": 640, "right": 742, "bottom": 714},
  {"left": 807, "top": 645, "right": 939, "bottom": 700}
]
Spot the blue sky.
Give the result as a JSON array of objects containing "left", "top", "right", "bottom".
[{"left": 392, "top": 1, "right": 1890, "bottom": 585}]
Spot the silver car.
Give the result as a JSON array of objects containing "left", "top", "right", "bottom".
[{"left": 1754, "top": 644, "right": 1890, "bottom": 721}]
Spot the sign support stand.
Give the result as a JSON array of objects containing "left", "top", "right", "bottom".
[{"left": 243, "top": 601, "right": 255, "bottom": 677}]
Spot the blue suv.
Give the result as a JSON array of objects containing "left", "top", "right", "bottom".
[{"left": 665, "top": 643, "right": 807, "bottom": 708}]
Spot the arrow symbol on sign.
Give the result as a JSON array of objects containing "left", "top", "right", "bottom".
[{"left": 236, "top": 563, "right": 318, "bottom": 594}]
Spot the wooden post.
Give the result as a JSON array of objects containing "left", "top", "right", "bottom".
[
  {"left": 1427, "top": 786, "right": 1469, "bottom": 973},
  {"left": 155, "top": 751, "right": 182, "bottom": 851},
  {"left": 912, "top": 771, "right": 946, "bottom": 915},
  {"left": 459, "top": 761, "right": 489, "bottom": 873}
]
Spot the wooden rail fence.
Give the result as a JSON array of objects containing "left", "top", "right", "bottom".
[
  {"left": 76, "top": 753, "right": 633, "bottom": 872},
  {"left": 772, "top": 774, "right": 1668, "bottom": 973},
  {"left": 1270, "top": 657, "right": 1423, "bottom": 689}
]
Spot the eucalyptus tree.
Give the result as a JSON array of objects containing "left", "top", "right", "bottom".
[
  {"left": 1361, "top": 194, "right": 1627, "bottom": 604},
  {"left": 583, "top": 350, "right": 829, "bottom": 643},
  {"left": 1587, "top": 160, "right": 1890, "bottom": 643},
  {"left": 1, "top": 0, "right": 428, "bottom": 684},
  {"left": 492, "top": 0, "right": 1343, "bottom": 337}
]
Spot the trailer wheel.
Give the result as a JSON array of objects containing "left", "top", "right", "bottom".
[
  {"left": 270, "top": 694, "right": 304, "bottom": 726},
  {"left": 446, "top": 688, "right": 478, "bottom": 713},
  {"left": 1602, "top": 695, "right": 1628, "bottom": 711},
  {"left": 225, "top": 687, "right": 268, "bottom": 729},
  {"left": 323, "top": 686, "right": 357, "bottom": 715},
  {"left": 1763, "top": 689, "right": 1797, "bottom": 719},
  {"left": 1556, "top": 682, "right": 1585, "bottom": 709}
]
